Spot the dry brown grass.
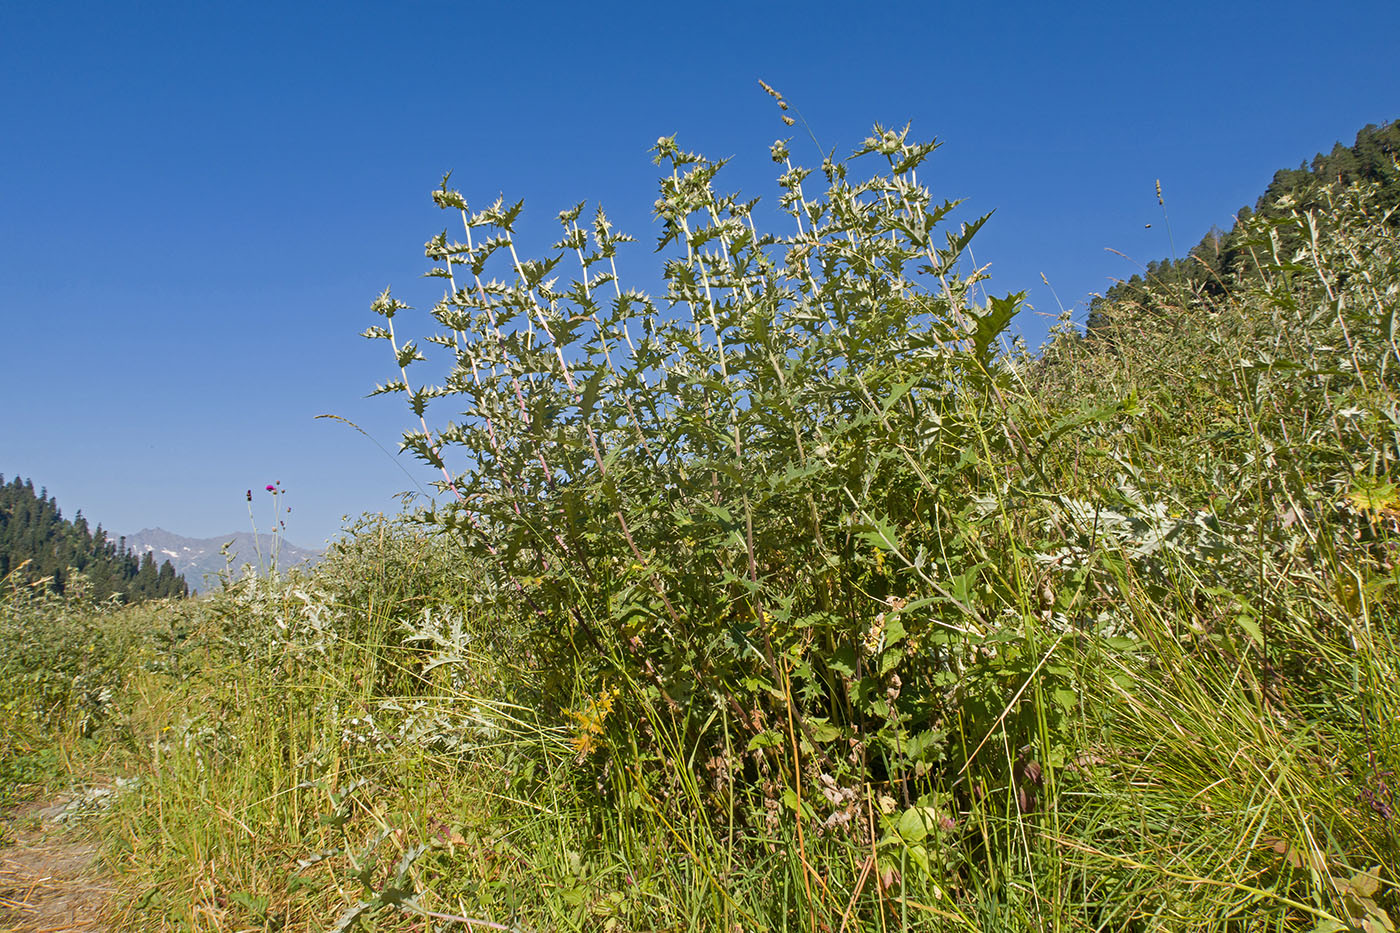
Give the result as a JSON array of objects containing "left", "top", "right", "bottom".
[{"left": 0, "top": 795, "right": 113, "bottom": 933}]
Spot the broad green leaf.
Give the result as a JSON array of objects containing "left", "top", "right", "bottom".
[
  {"left": 858, "top": 513, "right": 900, "bottom": 552},
  {"left": 969, "top": 292, "right": 1022, "bottom": 368}
]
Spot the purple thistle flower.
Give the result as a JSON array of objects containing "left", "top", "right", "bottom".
[{"left": 266, "top": 485, "right": 276, "bottom": 492}]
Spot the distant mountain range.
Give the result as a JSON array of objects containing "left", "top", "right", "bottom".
[{"left": 123, "top": 528, "right": 324, "bottom": 592}]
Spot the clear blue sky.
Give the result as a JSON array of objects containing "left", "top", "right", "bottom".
[{"left": 3, "top": 1, "right": 1397, "bottom": 548}]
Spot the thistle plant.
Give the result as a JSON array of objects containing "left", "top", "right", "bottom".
[
  {"left": 363, "top": 86, "right": 1063, "bottom": 834},
  {"left": 244, "top": 480, "right": 291, "bottom": 576}
]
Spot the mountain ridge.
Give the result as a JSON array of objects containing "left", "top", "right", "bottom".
[{"left": 124, "top": 527, "right": 324, "bottom": 592}]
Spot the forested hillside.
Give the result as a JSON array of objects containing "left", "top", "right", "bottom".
[
  {"left": 1086, "top": 119, "right": 1399, "bottom": 330},
  {"left": 0, "top": 475, "right": 188, "bottom": 601}
]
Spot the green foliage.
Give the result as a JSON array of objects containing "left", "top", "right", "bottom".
[
  {"left": 0, "top": 566, "right": 171, "bottom": 744},
  {"left": 368, "top": 119, "right": 1065, "bottom": 818},
  {"left": 0, "top": 745, "right": 62, "bottom": 809},
  {"left": 1028, "top": 170, "right": 1400, "bottom": 928}
]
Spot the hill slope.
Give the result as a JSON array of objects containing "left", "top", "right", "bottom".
[{"left": 1086, "top": 119, "right": 1399, "bottom": 330}]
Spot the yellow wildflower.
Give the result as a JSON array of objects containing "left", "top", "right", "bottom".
[{"left": 565, "top": 687, "right": 620, "bottom": 762}]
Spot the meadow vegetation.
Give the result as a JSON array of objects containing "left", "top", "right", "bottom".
[{"left": 3, "top": 105, "right": 1398, "bottom": 931}]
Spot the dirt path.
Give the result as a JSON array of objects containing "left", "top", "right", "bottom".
[{"left": 0, "top": 795, "right": 112, "bottom": 933}]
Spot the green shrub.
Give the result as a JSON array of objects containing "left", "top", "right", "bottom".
[
  {"left": 365, "top": 116, "right": 1074, "bottom": 805},
  {"left": 353, "top": 106, "right": 1400, "bottom": 928}
]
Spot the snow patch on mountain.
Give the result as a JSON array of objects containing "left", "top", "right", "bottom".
[{"left": 123, "top": 528, "right": 324, "bottom": 593}]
